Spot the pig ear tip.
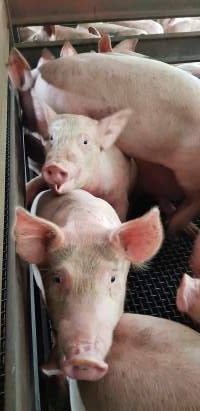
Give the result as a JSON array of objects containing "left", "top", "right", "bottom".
[{"left": 151, "top": 206, "right": 160, "bottom": 215}]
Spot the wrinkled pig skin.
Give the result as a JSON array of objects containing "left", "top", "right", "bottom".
[
  {"left": 27, "top": 100, "right": 137, "bottom": 220},
  {"left": 176, "top": 273, "right": 200, "bottom": 324},
  {"left": 34, "top": 52, "right": 200, "bottom": 232},
  {"left": 78, "top": 313, "right": 200, "bottom": 411},
  {"left": 13, "top": 189, "right": 163, "bottom": 381}
]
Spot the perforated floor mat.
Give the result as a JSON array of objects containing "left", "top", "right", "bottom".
[{"left": 125, "top": 197, "right": 200, "bottom": 332}]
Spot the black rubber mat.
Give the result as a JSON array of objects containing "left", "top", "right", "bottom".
[{"left": 125, "top": 196, "right": 200, "bottom": 332}]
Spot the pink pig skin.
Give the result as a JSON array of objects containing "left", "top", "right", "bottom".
[
  {"left": 161, "top": 17, "right": 200, "bottom": 33},
  {"left": 176, "top": 273, "right": 200, "bottom": 324},
  {"left": 13, "top": 189, "right": 163, "bottom": 381}
]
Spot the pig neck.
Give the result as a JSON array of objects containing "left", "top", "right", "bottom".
[
  {"left": 83, "top": 146, "right": 132, "bottom": 196},
  {"left": 37, "top": 190, "right": 120, "bottom": 232}
]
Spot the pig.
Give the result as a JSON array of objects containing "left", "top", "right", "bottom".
[
  {"left": 75, "top": 313, "right": 200, "bottom": 410},
  {"left": 8, "top": 50, "right": 200, "bottom": 233},
  {"left": 160, "top": 17, "right": 200, "bottom": 33},
  {"left": 13, "top": 189, "right": 163, "bottom": 381},
  {"left": 176, "top": 273, "right": 200, "bottom": 324},
  {"left": 98, "top": 35, "right": 200, "bottom": 79},
  {"left": 111, "top": 19, "right": 164, "bottom": 34},
  {"left": 78, "top": 22, "right": 147, "bottom": 36},
  {"left": 24, "top": 25, "right": 100, "bottom": 42},
  {"left": 26, "top": 98, "right": 137, "bottom": 221},
  {"left": 98, "top": 35, "right": 147, "bottom": 58},
  {"left": 175, "top": 62, "right": 200, "bottom": 79}
]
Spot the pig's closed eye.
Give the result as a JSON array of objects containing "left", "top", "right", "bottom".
[{"left": 53, "top": 275, "right": 62, "bottom": 284}]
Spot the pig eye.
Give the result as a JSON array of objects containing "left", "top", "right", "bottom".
[
  {"left": 83, "top": 139, "right": 88, "bottom": 145},
  {"left": 50, "top": 135, "right": 54, "bottom": 142},
  {"left": 53, "top": 275, "right": 62, "bottom": 284},
  {"left": 111, "top": 275, "right": 116, "bottom": 283}
]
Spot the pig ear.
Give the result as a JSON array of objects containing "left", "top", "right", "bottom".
[
  {"left": 31, "top": 92, "right": 57, "bottom": 139},
  {"left": 42, "top": 25, "right": 56, "bottom": 40},
  {"left": 114, "top": 38, "right": 138, "bottom": 52},
  {"left": 97, "top": 109, "right": 132, "bottom": 149},
  {"left": 8, "top": 48, "right": 33, "bottom": 91},
  {"left": 88, "top": 26, "right": 101, "bottom": 37},
  {"left": 98, "top": 35, "right": 113, "bottom": 53},
  {"left": 13, "top": 207, "right": 65, "bottom": 264},
  {"left": 109, "top": 207, "right": 163, "bottom": 265},
  {"left": 60, "top": 41, "right": 78, "bottom": 57},
  {"left": 37, "top": 48, "right": 55, "bottom": 67}
]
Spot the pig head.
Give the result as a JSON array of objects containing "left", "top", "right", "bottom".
[
  {"left": 29, "top": 96, "right": 133, "bottom": 222},
  {"left": 13, "top": 190, "right": 163, "bottom": 381}
]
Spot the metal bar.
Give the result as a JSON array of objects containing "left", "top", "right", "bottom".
[
  {"left": 6, "top": 0, "right": 200, "bottom": 26},
  {"left": 17, "top": 32, "right": 200, "bottom": 64},
  {"left": 4, "top": 87, "right": 35, "bottom": 411}
]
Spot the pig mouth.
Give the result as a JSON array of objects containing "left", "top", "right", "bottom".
[
  {"left": 52, "top": 179, "right": 75, "bottom": 194},
  {"left": 60, "top": 353, "right": 108, "bottom": 381}
]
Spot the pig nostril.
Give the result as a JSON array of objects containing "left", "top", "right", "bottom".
[
  {"left": 60, "top": 171, "right": 67, "bottom": 177},
  {"left": 47, "top": 169, "right": 52, "bottom": 176}
]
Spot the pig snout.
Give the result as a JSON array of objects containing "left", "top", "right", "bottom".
[
  {"left": 61, "top": 352, "right": 108, "bottom": 381},
  {"left": 42, "top": 163, "right": 68, "bottom": 193}
]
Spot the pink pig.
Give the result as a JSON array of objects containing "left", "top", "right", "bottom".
[
  {"left": 13, "top": 189, "right": 163, "bottom": 381},
  {"left": 27, "top": 97, "right": 137, "bottom": 221}
]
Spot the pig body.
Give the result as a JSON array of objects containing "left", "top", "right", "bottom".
[
  {"left": 161, "top": 17, "right": 200, "bottom": 33},
  {"left": 77, "top": 313, "right": 200, "bottom": 411},
  {"left": 13, "top": 189, "right": 163, "bottom": 381},
  {"left": 35, "top": 52, "right": 200, "bottom": 231},
  {"left": 111, "top": 19, "right": 164, "bottom": 34},
  {"left": 21, "top": 25, "right": 100, "bottom": 42},
  {"left": 78, "top": 22, "right": 147, "bottom": 36},
  {"left": 176, "top": 273, "right": 200, "bottom": 324}
]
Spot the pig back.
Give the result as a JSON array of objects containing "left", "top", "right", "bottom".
[
  {"left": 36, "top": 189, "right": 121, "bottom": 229},
  {"left": 78, "top": 313, "right": 200, "bottom": 411}
]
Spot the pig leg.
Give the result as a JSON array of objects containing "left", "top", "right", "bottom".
[
  {"left": 167, "top": 196, "right": 200, "bottom": 234},
  {"left": 159, "top": 198, "right": 199, "bottom": 238},
  {"left": 176, "top": 273, "right": 200, "bottom": 323},
  {"left": 26, "top": 175, "right": 48, "bottom": 207}
]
